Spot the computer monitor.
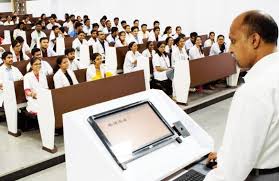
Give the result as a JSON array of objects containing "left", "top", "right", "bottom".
[{"left": 88, "top": 100, "right": 177, "bottom": 170}]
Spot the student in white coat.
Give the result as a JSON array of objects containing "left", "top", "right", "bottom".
[
  {"left": 53, "top": 56, "right": 79, "bottom": 88},
  {"left": 106, "top": 27, "right": 119, "bottom": 44},
  {"left": 185, "top": 32, "right": 198, "bottom": 50},
  {"left": 148, "top": 21, "right": 160, "bottom": 41},
  {"left": 189, "top": 36, "right": 205, "bottom": 60},
  {"left": 128, "top": 26, "right": 143, "bottom": 44},
  {"left": 204, "top": 32, "right": 215, "bottom": 48},
  {"left": 148, "top": 27, "right": 161, "bottom": 42},
  {"left": 124, "top": 25, "right": 133, "bottom": 44},
  {"left": 0, "top": 52, "right": 23, "bottom": 107},
  {"left": 13, "top": 36, "right": 31, "bottom": 56},
  {"left": 123, "top": 42, "right": 142, "bottom": 73},
  {"left": 209, "top": 34, "right": 228, "bottom": 56},
  {"left": 26, "top": 48, "right": 53, "bottom": 76},
  {"left": 138, "top": 24, "right": 150, "bottom": 40},
  {"left": 65, "top": 48, "right": 80, "bottom": 71},
  {"left": 40, "top": 37, "right": 57, "bottom": 58},
  {"left": 31, "top": 22, "right": 47, "bottom": 49},
  {"left": 115, "top": 31, "right": 128, "bottom": 47},
  {"left": 46, "top": 16, "right": 61, "bottom": 30},
  {"left": 11, "top": 40, "right": 29, "bottom": 62},
  {"left": 82, "top": 19, "right": 92, "bottom": 35},
  {"left": 86, "top": 53, "right": 113, "bottom": 81},
  {"left": 160, "top": 26, "right": 172, "bottom": 41},
  {"left": 3, "top": 16, "right": 14, "bottom": 26},
  {"left": 24, "top": 57, "right": 49, "bottom": 114},
  {"left": 87, "top": 30, "right": 98, "bottom": 47},
  {"left": 172, "top": 26, "right": 182, "bottom": 39},
  {"left": 72, "top": 31, "right": 88, "bottom": 60},
  {"left": 93, "top": 31, "right": 109, "bottom": 59},
  {"left": 142, "top": 41, "right": 156, "bottom": 58},
  {"left": 49, "top": 25, "right": 65, "bottom": 52},
  {"left": 152, "top": 41, "right": 173, "bottom": 96},
  {"left": 13, "top": 22, "right": 26, "bottom": 40}
]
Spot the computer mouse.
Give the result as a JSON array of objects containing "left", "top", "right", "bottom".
[{"left": 206, "top": 161, "right": 217, "bottom": 169}]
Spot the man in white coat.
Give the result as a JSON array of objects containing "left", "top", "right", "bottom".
[
  {"left": 128, "top": 26, "right": 143, "bottom": 44},
  {"left": 30, "top": 22, "right": 47, "bottom": 49},
  {"left": 209, "top": 34, "right": 228, "bottom": 56},
  {"left": 204, "top": 10, "right": 279, "bottom": 181},
  {"left": 0, "top": 52, "right": 23, "bottom": 107}
]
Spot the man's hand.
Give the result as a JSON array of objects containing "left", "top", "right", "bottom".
[{"left": 207, "top": 152, "right": 217, "bottom": 168}]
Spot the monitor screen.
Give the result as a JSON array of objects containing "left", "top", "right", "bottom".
[{"left": 88, "top": 101, "right": 176, "bottom": 169}]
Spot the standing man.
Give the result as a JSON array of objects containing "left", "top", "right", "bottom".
[{"left": 205, "top": 10, "right": 279, "bottom": 181}]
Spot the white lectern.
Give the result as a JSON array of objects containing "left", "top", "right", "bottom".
[{"left": 63, "top": 89, "right": 213, "bottom": 181}]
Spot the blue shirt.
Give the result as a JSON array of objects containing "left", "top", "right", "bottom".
[{"left": 69, "top": 30, "right": 78, "bottom": 38}]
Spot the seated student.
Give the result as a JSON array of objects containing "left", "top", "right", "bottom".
[
  {"left": 209, "top": 34, "right": 228, "bottom": 56},
  {"left": 24, "top": 57, "right": 49, "bottom": 114},
  {"left": 93, "top": 31, "right": 109, "bottom": 58},
  {"left": 11, "top": 40, "right": 29, "bottom": 62},
  {"left": 138, "top": 24, "right": 150, "bottom": 40},
  {"left": 172, "top": 26, "right": 182, "bottom": 39},
  {"left": 189, "top": 36, "right": 205, "bottom": 60},
  {"left": 106, "top": 27, "right": 119, "bottom": 44},
  {"left": 92, "top": 23, "right": 100, "bottom": 31},
  {"left": 204, "top": 32, "right": 215, "bottom": 47},
  {"left": 53, "top": 56, "right": 79, "bottom": 88},
  {"left": 49, "top": 25, "right": 65, "bottom": 52},
  {"left": 112, "top": 17, "right": 122, "bottom": 31},
  {"left": 128, "top": 26, "right": 143, "bottom": 44},
  {"left": 65, "top": 48, "right": 80, "bottom": 71},
  {"left": 103, "top": 20, "right": 112, "bottom": 34},
  {"left": 160, "top": 26, "right": 172, "bottom": 41},
  {"left": 0, "top": 52, "right": 23, "bottom": 107},
  {"left": 59, "top": 26, "right": 68, "bottom": 36},
  {"left": 11, "top": 15, "right": 18, "bottom": 25},
  {"left": 185, "top": 32, "right": 198, "bottom": 50},
  {"left": 22, "top": 15, "right": 31, "bottom": 24},
  {"left": 133, "top": 19, "right": 139, "bottom": 27},
  {"left": 31, "top": 21, "right": 47, "bottom": 49},
  {"left": 13, "top": 22, "right": 26, "bottom": 40},
  {"left": 148, "top": 27, "right": 161, "bottom": 42},
  {"left": 26, "top": 48, "right": 53, "bottom": 76},
  {"left": 88, "top": 30, "right": 98, "bottom": 47},
  {"left": 76, "top": 16, "right": 83, "bottom": 23},
  {"left": 69, "top": 22, "right": 83, "bottom": 38},
  {"left": 120, "top": 20, "right": 127, "bottom": 32},
  {"left": 40, "top": 37, "right": 57, "bottom": 57},
  {"left": 124, "top": 25, "right": 133, "bottom": 43},
  {"left": 149, "top": 20, "right": 160, "bottom": 39},
  {"left": 123, "top": 42, "right": 142, "bottom": 73},
  {"left": 142, "top": 41, "right": 156, "bottom": 58},
  {"left": 82, "top": 18, "right": 92, "bottom": 35},
  {"left": 72, "top": 31, "right": 88, "bottom": 60},
  {"left": 86, "top": 53, "right": 112, "bottom": 81},
  {"left": 152, "top": 41, "right": 173, "bottom": 96},
  {"left": 4, "top": 16, "right": 14, "bottom": 26},
  {"left": 165, "top": 37, "right": 174, "bottom": 66},
  {"left": 115, "top": 31, "right": 128, "bottom": 47},
  {"left": 46, "top": 15, "right": 61, "bottom": 30},
  {"left": 99, "top": 16, "right": 107, "bottom": 31},
  {"left": 12, "top": 36, "right": 31, "bottom": 55},
  {"left": 63, "top": 16, "right": 71, "bottom": 29}
]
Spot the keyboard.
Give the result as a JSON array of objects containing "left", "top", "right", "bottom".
[{"left": 173, "top": 169, "right": 205, "bottom": 181}]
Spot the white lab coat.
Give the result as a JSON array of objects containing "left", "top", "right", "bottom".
[
  {"left": 185, "top": 39, "right": 194, "bottom": 50},
  {"left": 152, "top": 53, "right": 170, "bottom": 81},
  {"left": 125, "top": 33, "right": 134, "bottom": 44},
  {"left": 127, "top": 35, "right": 143, "bottom": 44},
  {"left": 10, "top": 48, "right": 29, "bottom": 62},
  {"left": 26, "top": 60, "right": 53, "bottom": 76},
  {"left": 46, "top": 22, "right": 61, "bottom": 30},
  {"left": 4, "top": 21, "right": 14, "bottom": 26},
  {"left": 0, "top": 64, "right": 23, "bottom": 106},
  {"left": 83, "top": 25, "right": 92, "bottom": 35},
  {"left": 142, "top": 49, "right": 156, "bottom": 58},
  {"left": 171, "top": 47, "right": 189, "bottom": 68},
  {"left": 41, "top": 48, "right": 57, "bottom": 57},
  {"left": 188, "top": 45, "right": 205, "bottom": 60},
  {"left": 138, "top": 31, "right": 150, "bottom": 40},
  {"left": 106, "top": 34, "right": 118, "bottom": 44},
  {"left": 204, "top": 52, "right": 279, "bottom": 181},
  {"left": 115, "top": 39, "right": 128, "bottom": 47},
  {"left": 9, "top": 43, "right": 30, "bottom": 55},
  {"left": 69, "top": 59, "right": 80, "bottom": 71},
  {"left": 53, "top": 69, "right": 79, "bottom": 88},
  {"left": 159, "top": 34, "right": 171, "bottom": 41},
  {"left": 48, "top": 31, "right": 63, "bottom": 50},
  {"left": 87, "top": 37, "right": 98, "bottom": 47},
  {"left": 86, "top": 64, "right": 108, "bottom": 81},
  {"left": 93, "top": 40, "right": 109, "bottom": 55},
  {"left": 23, "top": 71, "right": 48, "bottom": 113},
  {"left": 204, "top": 39, "right": 214, "bottom": 48},
  {"left": 31, "top": 30, "right": 47, "bottom": 49},
  {"left": 72, "top": 38, "right": 88, "bottom": 59},
  {"left": 123, "top": 50, "right": 142, "bottom": 73},
  {"left": 209, "top": 43, "right": 228, "bottom": 56},
  {"left": 13, "top": 29, "right": 27, "bottom": 41}
]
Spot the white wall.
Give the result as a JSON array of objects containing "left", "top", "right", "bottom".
[
  {"left": 29, "top": 0, "right": 279, "bottom": 39},
  {"left": 26, "top": 0, "right": 51, "bottom": 17},
  {"left": 0, "top": 2, "right": 12, "bottom": 12}
]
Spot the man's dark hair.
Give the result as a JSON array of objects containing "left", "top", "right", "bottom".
[
  {"left": 1, "top": 52, "right": 12, "bottom": 60},
  {"left": 242, "top": 10, "right": 278, "bottom": 44},
  {"left": 111, "top": 27, "right": 118, "bottom": 34},
  {"left": 65, "top": 48, "right": 75, "bottom": 55},
  {"left": 217, "top": 34, "right": 225, "bottom": 39},
  {"left": 190, "top": 32, "right": 198, "bottom": 38},
  {"left": 31, "top": 48, "right": 41, "bottom": 56}
]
